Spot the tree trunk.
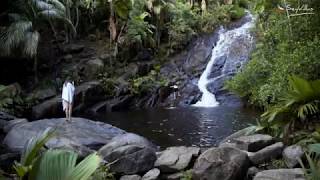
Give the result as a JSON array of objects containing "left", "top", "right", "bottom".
[
  {"left": 109, "top": 1, "right": 117, "bottom": 41},
  {"left": 33, "top": 56, "right": 38, "bottom": 84}
]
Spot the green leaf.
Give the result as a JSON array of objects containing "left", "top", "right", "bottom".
[
  {"left": 21, "top": 128, "right": 55, "bottom": 167},
  {"left": 66, "top": 152, "right": 101, "bottom": 180}
]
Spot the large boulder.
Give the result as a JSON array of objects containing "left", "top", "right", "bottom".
[
  {"left": 3, "top": 118, "right": 125, "bottom": 155},
  {"left": 248, "top": 142, "right": 284, "bottom": 165},
  {"left": 3, "top": 118, "right": 28, "bottom": 133},
  {"left": 31, "top": 97, "right": 61, "bottom": 120},
  {"left": 253, "top": 168, "right": 305, "bottom": 180},
  {"left": 220, "top": 134, "right": 275, "bottom": 152},
  {"left": 99, "top": 133, "right": 157, "bottom": 175},
  {"left": 30, "top": 88, "right": 57, "bottom": 102},
  {"left": 154, "top": 146, "right": 200, "bottom": 173},
  {"left": 82, "top": 58, "right": 104, "bottom": 79},
  {"left": 219, "top": 127, "right": 254, "bottom": 145},
  {"left": 283, "top": 145, "right": 304, "bottom": 168},
  {"left": 192, "top": 147, "right": 250, "bottom": 180},
  {"left": 32, "top": 81, "right": 104, "bottom": 119}
]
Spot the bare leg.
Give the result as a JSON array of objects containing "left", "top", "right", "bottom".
[
  {"left": 65, "top": 107, "right": 69, "bottom": 121},
  {"left": 68, "top": 103, "right": 72, "bottom": 121}
]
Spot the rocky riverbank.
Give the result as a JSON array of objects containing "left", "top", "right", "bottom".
[{"left": 0, "top": 113, "right": 307, "bottom": 180}]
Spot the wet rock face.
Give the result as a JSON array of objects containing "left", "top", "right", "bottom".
[
  {"left": 192, "top": 147, "right": 250, "bottom": 180},
  {"left": 99, "top": 133, "right": 157, "bottom": 174},
  {"left": 3, "top": 118, "right": 125, "bottom": 155},
  {"left": 32, "top": 81, "right": 104, "bottom": 119}
]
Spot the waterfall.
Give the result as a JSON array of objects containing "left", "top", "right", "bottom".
[{"left": 193, "top": 13, "right": 255, "bottom": 107}]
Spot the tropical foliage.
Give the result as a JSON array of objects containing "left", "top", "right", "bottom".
[
  {"left": 300, "top": 143, "right": 320, "bottom": 180},
  {"left": 262, "top": 76, "right": 320, "bottom": 123},
  {"left": 13, "top": 128, "right": 101, "bottom": 180},
  {"left": 0, "top": 0, "right": 76, "bottom": 82},
  {"left": 226, "top": 0, "right": 320, "bottom": 109}
]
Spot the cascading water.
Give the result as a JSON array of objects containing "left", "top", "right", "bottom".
[{"left": 194, "top": 12, "right": 255, "bottom": 107}]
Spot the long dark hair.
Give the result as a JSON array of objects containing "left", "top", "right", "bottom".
[{"left": 64, "top": 78, "right": 71, "bottom": 87}]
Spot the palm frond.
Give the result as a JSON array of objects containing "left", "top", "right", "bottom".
[
  {"left": 33, "top": 0, "right": 55, "bottom": 11},
  {"left": 67, "top": 152, "right": 101, "bottom": 180},
  {"left": 308, "top": 143, "right": 320, "bottom": 154},
  {"left": 0, "top": 21, "right": 33, "bottom": 56},
  {"left": 38, "top": 9, "right": 64, "bottom": 19},
  {"left": 38, "top": 10, "right": 76, "bottom": 35},
  {"left": 8, "top": 13, "right": 25, "bottom": 22},
  {"left": 298, "top": 102, "right": 319, "bottom": 120},
  {"left": 46, "top": 0, "right": 66, "bottom": 12},
  {"left": 33, "top": 150, "right": 77, "bottom": 180},
  {"left": 29, "top": 150, "right": 101, "bottom": 180},
  {"left": 263, "top": 75, "right": 320, "bottom": 123},
  {"left": 23, "top": 31, "right": 40, "bottom": 57},
  {"left": 20, "top": 127, "right": 55, "bottom": 166}
]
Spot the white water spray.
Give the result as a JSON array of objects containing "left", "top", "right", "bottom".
[{"left": 194, "top": 13, "right": 255, "bottom": 107}]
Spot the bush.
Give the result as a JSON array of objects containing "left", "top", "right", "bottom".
[
  {"left": 226, "top": 8, "right": 320, "bottom": 108},
  {"left": 230, "top": 5, "right": 246, "bottom": 19}
]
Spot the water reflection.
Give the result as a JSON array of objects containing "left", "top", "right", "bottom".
[{"left": 83, "top": 106, "right": 258, "bottom": 148}]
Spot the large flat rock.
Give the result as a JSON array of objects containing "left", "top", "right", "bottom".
[
  {"left": 3, "top": 118, "right": 125, "bottom": 154},
  {"left": 254, "top": 168, "right": 305, "bottom": 180}
]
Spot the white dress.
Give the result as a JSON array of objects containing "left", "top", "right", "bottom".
[{"left": 62, "top": 82, "right": 75, "bottom": 111}]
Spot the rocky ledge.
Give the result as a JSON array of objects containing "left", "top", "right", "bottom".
[
  {"left": 0, "top": 116, "right": 308, "bottom": 180},
  {"left": 2, "top": 118, "right": 125, "bottom": 156}
]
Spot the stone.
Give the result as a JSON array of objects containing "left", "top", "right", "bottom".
[
  {"left": 0, "top": 83, "right": 21, "bottom": 99},
  {"left": 63, "top": 54, "right": 73, "bottom": 62},
  {"left": 219, "top": 127, "right": 255, "bottom": 145},
  {"left": 0, "top": 111, "right": 16, "bottom": 121},
  {"left": 32, "top": 88, "right": 57, "bottom": 102},
  {"left": 253, "top": 168, "right": 305, "bottom": 180},
  {"left": 248, "top": 142, "right": 284, "bottom": 165},
  {"left": 283, "top": 145, "right": 304, "bottom": 168},
  {"left": 229, "top": 134, "right": 275, "bottom": 152},
  {"left": 155, "top": 146, "right": 200, "bottom": 173},
  {"left": 192, "top": 147, "right": 250, "bottom": 180},
  {"left": 32, "top": 81, "right": 104, "bottom": 119},
  {"left": 32, "top": 97, "right": 61, "bottom": 120},
  {"left": 99, "top": 133, "right": 157, "bottom": 174},
  {"left": 121, "top": 63, "right": 139, "bottom": 80},
  {"left": 0, "top": 153, "right": 20, "bottom": 171},
  {"left": 99, "top": 53, "right": 112, "bottom": 61},
  {"left": 142, "top": 168, "right": 160, "bottom": 180},
  {"left": 3, "top": 118, "right": 125, "bottom": 154},
  {"left": 83, "top": 58, "right": 104, "bottom": 79},
  {"left": 247, "top": 167, "right": 260, "bottom": 179},
  {"left": 105, "top": 95, "right": 133, "bottom": 112},
  {"left": 120, "top": 175, "right": 141, "bottom": 180},
  {"left": 88, "top": 34, "right": 97, "bottom": 41},
  {"left": 62, "top": 44, "right": 84, "bottom": 54},
  {"left": 165, "top": 172, "right": 185, "bottom": 180},
  {"left": 3, "top": 118, "right": 28, "bottom": 133}
]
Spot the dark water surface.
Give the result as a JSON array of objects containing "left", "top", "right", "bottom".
[{"left": 83, "top": 106, "right": 259, "bottom": 148}]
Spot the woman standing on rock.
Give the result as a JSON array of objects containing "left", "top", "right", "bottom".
[{"left": 62, "top": 78, "right": 75, "bottom": 122}]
